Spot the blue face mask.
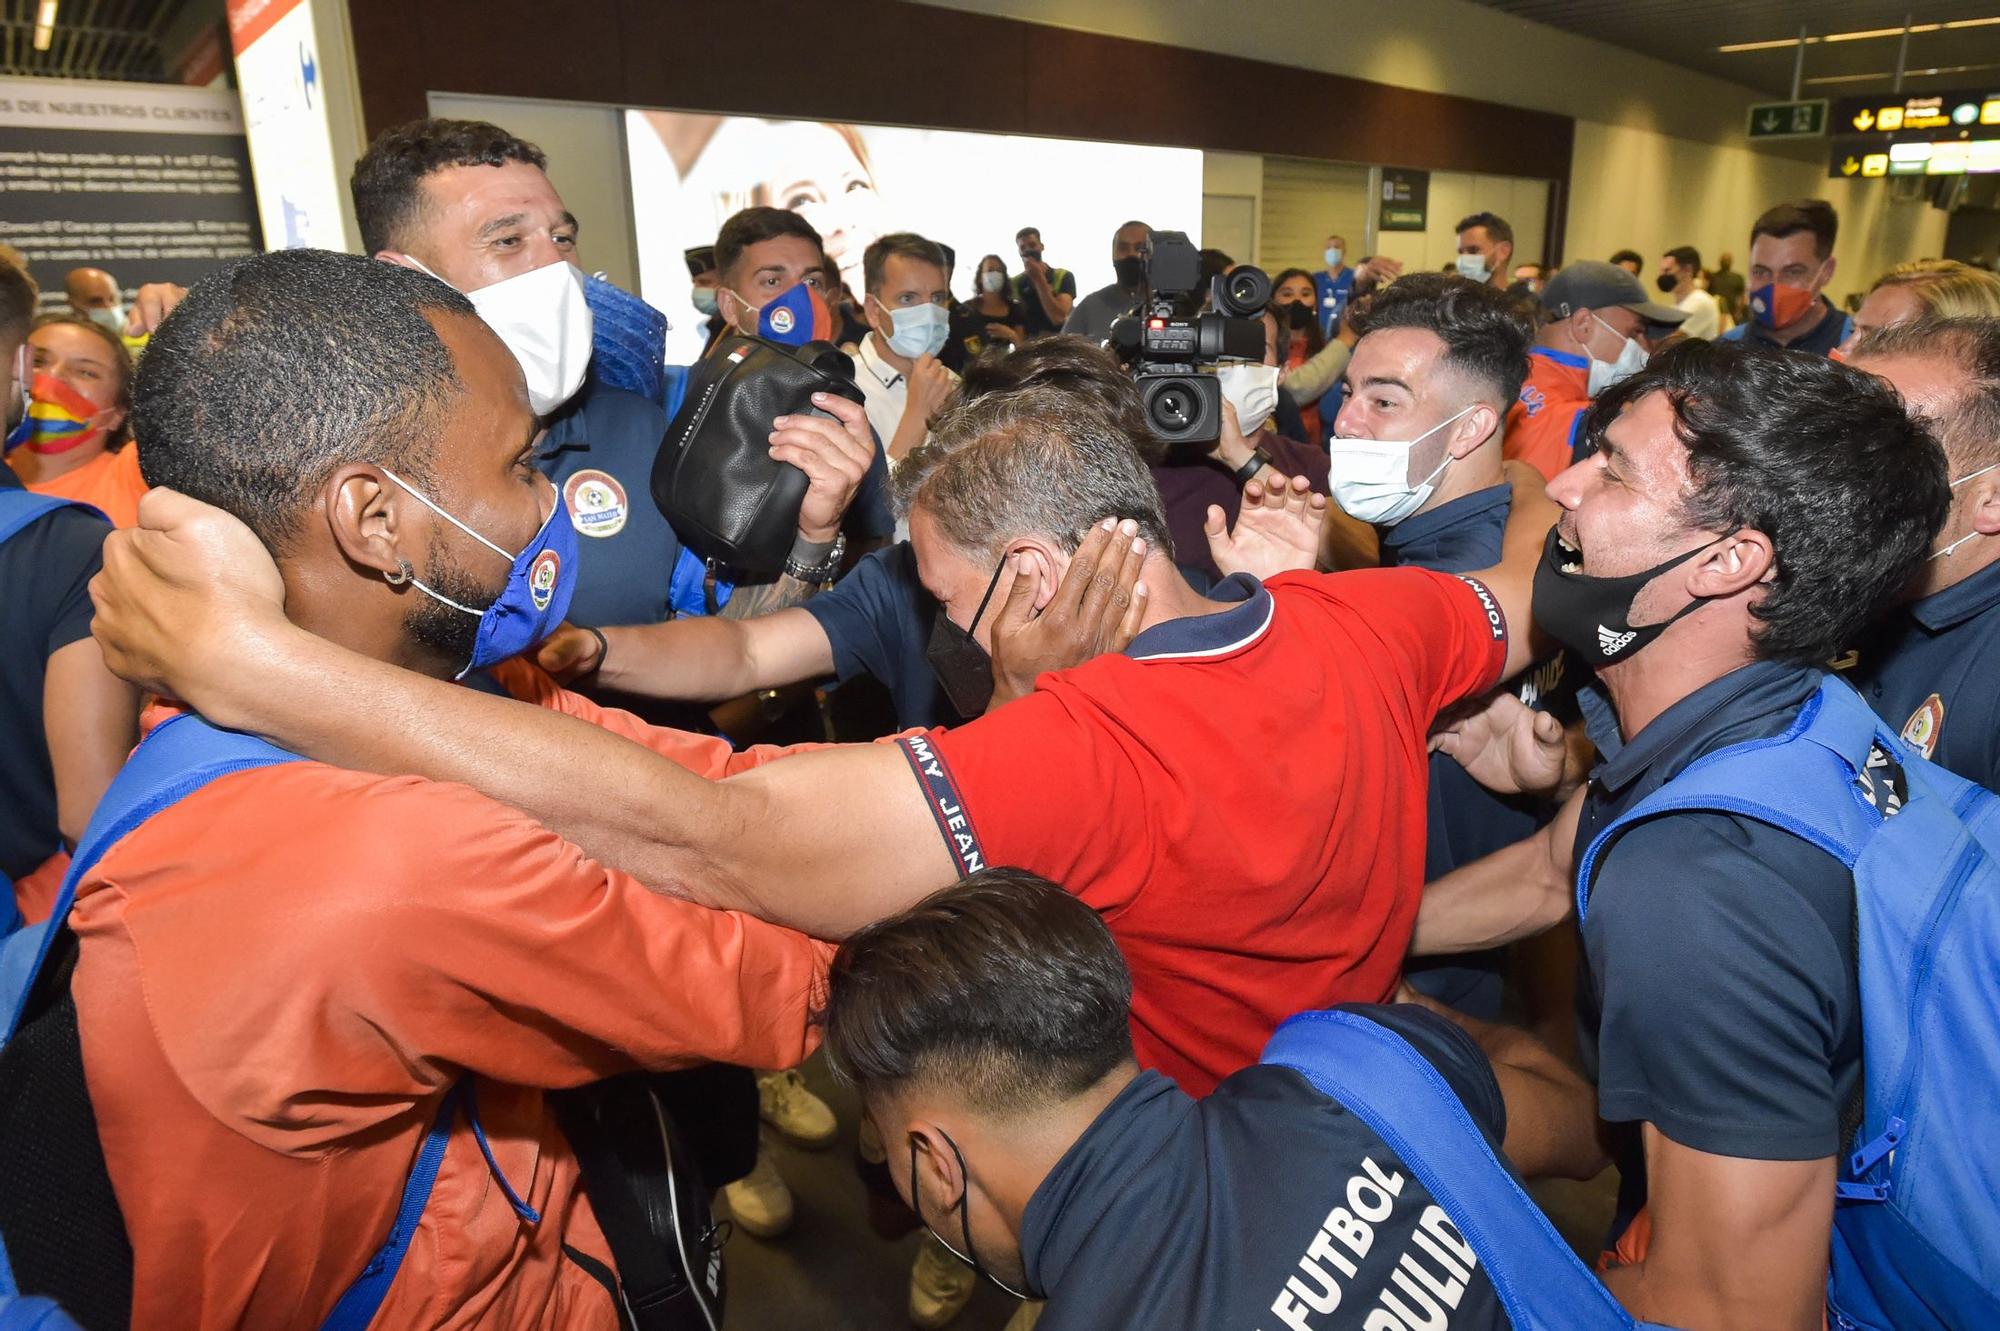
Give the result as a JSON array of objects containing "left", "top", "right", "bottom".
[
  {"left": 875, "top": 296, "right": 950, "bottom": 360},
  {"left": 380, "top": 467, "right": 577, "bottom": 679},
  {"left": 1324, "top": 246, "right": 1343, "bottom": 269}
]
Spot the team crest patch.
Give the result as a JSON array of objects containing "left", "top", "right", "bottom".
[
  {"left": 1519, "top": 385, "right": 1546, "bottom": 417},
  {"left": 1901, "top": 693, "right": 1945, "bottom": 760},
  {"left": 529, "top": 549, "right": 561, "bottom": 611},
  {"left": 768, "top": 305, "right": 795, "bottom": 335},
  {"left": 563, "top": 469, "right": 629, "bottom": 538}
]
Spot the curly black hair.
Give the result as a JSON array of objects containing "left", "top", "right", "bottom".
[{"left": 1350, "top": 270, "right": 1534, "bottom": 406}]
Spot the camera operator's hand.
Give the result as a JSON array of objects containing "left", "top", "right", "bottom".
[
  {"left": 770, "top": 391, "right": 876, "bottom": 544},
  {"left": 987, "top": 518, "right": 1148, "bottom": 709},
  {"left": 1205, "top": 474, "right": 1325, "bottom": 580},
  {"left": 1207, "top": 399, "right": 1263, "bottom": 472}
]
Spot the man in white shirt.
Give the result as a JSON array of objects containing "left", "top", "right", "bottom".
[
  {"left": 847, "top": 231, "right": 958, "bottom": 466},
  {"left": 1658, "top": 246, "right": 1721, "bottom": 339}
]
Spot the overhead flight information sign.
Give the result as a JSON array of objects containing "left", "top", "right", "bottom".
[{"left": 1829, "top": 88, "right": 2000, "bottom": 178}]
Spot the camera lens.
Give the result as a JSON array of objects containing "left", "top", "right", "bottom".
[
  {"left": 1150, "top": 384, "right": 1197, "bottom": 432},
  {"left": 1212, "top": 265, "right": 1272, "bottom": 317}
]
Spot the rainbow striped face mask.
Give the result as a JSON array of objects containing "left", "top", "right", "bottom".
[{"left": 16, "top": 373, "right": 109, "bottom": 455}]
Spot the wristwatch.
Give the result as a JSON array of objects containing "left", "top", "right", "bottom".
[
  {"left": 1231, "top": 447, "right": 1274, "bottom": 487},
  {"left": 784, "top": 532, "right": 847, "bottom": 584}
]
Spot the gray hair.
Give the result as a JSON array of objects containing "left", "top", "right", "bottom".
[
  {"left": 1855, "top": 316, "right": 2000, "bottom": 470},
  {"left": 894, "top": 383, "right": 1173, "bottom": 562}
]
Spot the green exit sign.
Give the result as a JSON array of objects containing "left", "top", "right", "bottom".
[{"left": 1748, "top": 99, "right": 1829, "bottom": 139}]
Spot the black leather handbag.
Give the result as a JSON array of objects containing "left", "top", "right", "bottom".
[{"left": 651, "top": 335, "right": 867, "bottom": 576}]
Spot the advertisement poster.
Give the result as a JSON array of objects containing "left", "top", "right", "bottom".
[
  {"left": 229, "top": 0, "right": 356, "bottom": 250},
  {"left": 0, "top": 75, "right": 261, "bottom": 309},
  {"left": 626, "top": 111, "right": 1204, "bottom": 363}
]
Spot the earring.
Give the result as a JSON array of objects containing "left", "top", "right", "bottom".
[{"left": 384, "top": 557, "right": 413, "bottom": 587}]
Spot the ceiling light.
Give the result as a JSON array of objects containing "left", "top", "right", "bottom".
[
  {"left": 32, "top": 0, "right": 57, "bottom": 51},
  {"left": 1719, "top": 18, "right": 2000, "bottom": 54},
  {"left": 1803, "top": 60, "right": 2000, "bottom": 86}
]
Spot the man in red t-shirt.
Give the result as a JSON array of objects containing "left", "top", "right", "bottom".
[
  {"left": 95, "top": 347, "right": 1548, "bottom": 1100},
  {"left": 1505, "top": 262, "right": 1685, "bottom": 482}
]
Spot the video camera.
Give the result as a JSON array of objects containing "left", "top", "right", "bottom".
[{"left": 1108, "top": 230, "right": 1271, "bottom": 445}]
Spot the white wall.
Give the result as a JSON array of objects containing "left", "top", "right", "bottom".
[{"left": 428, "top": 93, "right": 639, "bottom": 292}]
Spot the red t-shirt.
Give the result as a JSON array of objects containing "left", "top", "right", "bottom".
[
  {"left": 902, "top": 568, "right": 1507, "bottom": 1094},
  {"left": 1504, "top": 347, "right": 1591, "bottom": 483}
]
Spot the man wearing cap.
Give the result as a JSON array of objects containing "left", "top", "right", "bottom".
[{"left": 1503, "top": 261, "right": 1686, "bottom": 483}]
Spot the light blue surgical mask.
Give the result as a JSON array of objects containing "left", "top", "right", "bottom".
[
  {"left": 1324, "top": 247, "right": 1344, "bottom": 270},
  {"left": 1455, "top": 254, "right": 1491, "bottom": 284},
  {"left": 874, "top": 296, "right": 950, "bottom": 360}
]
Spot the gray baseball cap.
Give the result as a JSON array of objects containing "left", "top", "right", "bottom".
[{"left": 1542, "top": 260, "right": 1686, "bottom": 325}]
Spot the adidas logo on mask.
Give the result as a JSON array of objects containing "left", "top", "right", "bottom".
[{"left": 1598, "top": 625, "right": 1637, "bottom": 656}]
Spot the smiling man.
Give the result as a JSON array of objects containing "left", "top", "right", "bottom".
[
  {"left": 50, "top": 249, "right": 838, "bottom": 1330},
  {"left": 1508, "top": 341, "right": 1944, "bottom": 1328}
]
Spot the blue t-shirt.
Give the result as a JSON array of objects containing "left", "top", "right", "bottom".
[
  {"left": 1378, "top": 484, "right": 1576, "bottom": 1015},
  {"left": 800, "top": 541, "right": 959, "bottom": 731},
  {"left": 1842, "top": 558, "right": 2000, "bottom": 793},
  {"left": 0, "top": 480, "right": 112, "bottom": 880},
  {"left": 1023, "top": 1004, "right": 1509, "bottom": 1331},
  {"left": 1573, "top": 661, "right": 1860, "bottom": 1242},
  {"left": 1313, "top": 266, "right": 1357, "bottom": 338}
]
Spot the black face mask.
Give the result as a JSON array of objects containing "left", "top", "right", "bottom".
[
  {"left": 925, "top": 556, "right": 1009, "bottom": 717},
  {"left": 1113, "top": 255, "right": 1148, "bottom": 289},
  {"left": 911, "top": 1131, "right": 1037, "bottom": 1300},
  {"left": 1531, "top": 527, "right": 1712, "bottom": 665},
  {"left": 1655, "top": 273, "right": 1679, "bottom": 294},
  {"left": 1282, "top": 300, "right": 1316, "bottom": 329}
]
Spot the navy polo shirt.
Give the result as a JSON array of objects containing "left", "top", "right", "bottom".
[
  {"left": 0, "top": 478, "right": 111, "bottom": 881},
  {"left": 1379, "top": 483, "right": 1576, "bottom": 1015},
  {"left": 539, "top": 375, "right": 897, "bottom": 631},
  {"left": 1716, "top": 297, "right": 1852, "bottom": 357},
  {"left": 1571, "top": 661, "right": 1860, "bottom": 1239},
  {"left": 800, "top": 541, "right": 959, "bottom": 730},
  {"left": 1843, "top": 558, "right": 2000, "bottom": 792},
  {"left": 1023, "top": 1004, "right": 1509, "bottom": 1331}
]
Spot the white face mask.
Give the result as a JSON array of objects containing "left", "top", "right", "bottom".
[
  {"left": 1215, "top": 362, "right": 1280, "bottom": 437},
  {"left": 410, "top": 257, "right": 594, "bottom": 417},
  {"left": 1933, "top": 462, "right": 2000, "bottom": 560},
  {"left": 1585, "top": 312, "right": 1648, "bottom": 397},
  {"left": 1330, "top": 405, "right": 1478, "bottom": 526},
  {"left": 86, "top": 305, "right": 125, "bottom": 337},
  {"left": 1455, "top": 254, "right": 1491, "bottom": 284},
  {"left": 980, "top": 270, "right": 1006, "bottom": 294},
  {"left": 874, "top": 297, "right": 951, "bottom": 360}
]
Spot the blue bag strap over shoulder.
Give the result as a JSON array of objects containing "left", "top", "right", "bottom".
[
  {"left": 0, "top": 714, "right": 301, "bottom": 1045},
  {"left": 1263, "top": 1009, "right": 1665, "bottom": 1331},
  {"left": 0, "top": 491, "right": 102, "bottom": 544},
  {"left": 1576, "top": 680, "right": 1894, "bottom": 922}
]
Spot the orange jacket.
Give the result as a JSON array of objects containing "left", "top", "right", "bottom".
[
  {"left": 69, "top": 659, "right": 832, "bottom": 1329},
  {"left": 1503, "top": 348, "right": 1592, "bottom": 483},
  {"left": 20, "top": 446, "right": 148, "bottom": 529}
]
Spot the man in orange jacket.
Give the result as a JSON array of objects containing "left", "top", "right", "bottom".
[{"left": 66, "top": 248, "right": 844, "bottom": 1329}]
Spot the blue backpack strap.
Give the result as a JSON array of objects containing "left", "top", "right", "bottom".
[
  {"left": 0, "top": 492, "right": 105, "bottom": 545},
  {"left": 1265, "top": 1010, "right": 1642, "bottom": 1331},
  {"left": 1576, "top": 679, "right": 1889, "bottom": 922},
  {"left": 0, "top": 714, "right": 302, "bottom": 1045},
  {"left": 317, "top": 1081, "right": 469, "bottom": 1331}
]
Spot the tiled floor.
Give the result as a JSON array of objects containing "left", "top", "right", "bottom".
[{"left": 723, "top": 1053, "right": 1621, "bottom": 1329}]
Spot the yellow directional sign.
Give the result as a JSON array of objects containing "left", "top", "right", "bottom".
[
  {"left": 1878, "top": 106, "right": 1905, "bottom": 131},
  {"left": 1853, "top": 109, "right": 1876, "bottom": 131},
  {"left": 1841, "top": 155, "right": 1861, "bottom": 176},
  {"left": 1862, "top": 154, "right": 1889, "bottom": 177}
]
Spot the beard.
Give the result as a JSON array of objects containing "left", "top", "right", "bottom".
[{"left": 402, "top": 527, "right": 503, "bottom": 671}]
